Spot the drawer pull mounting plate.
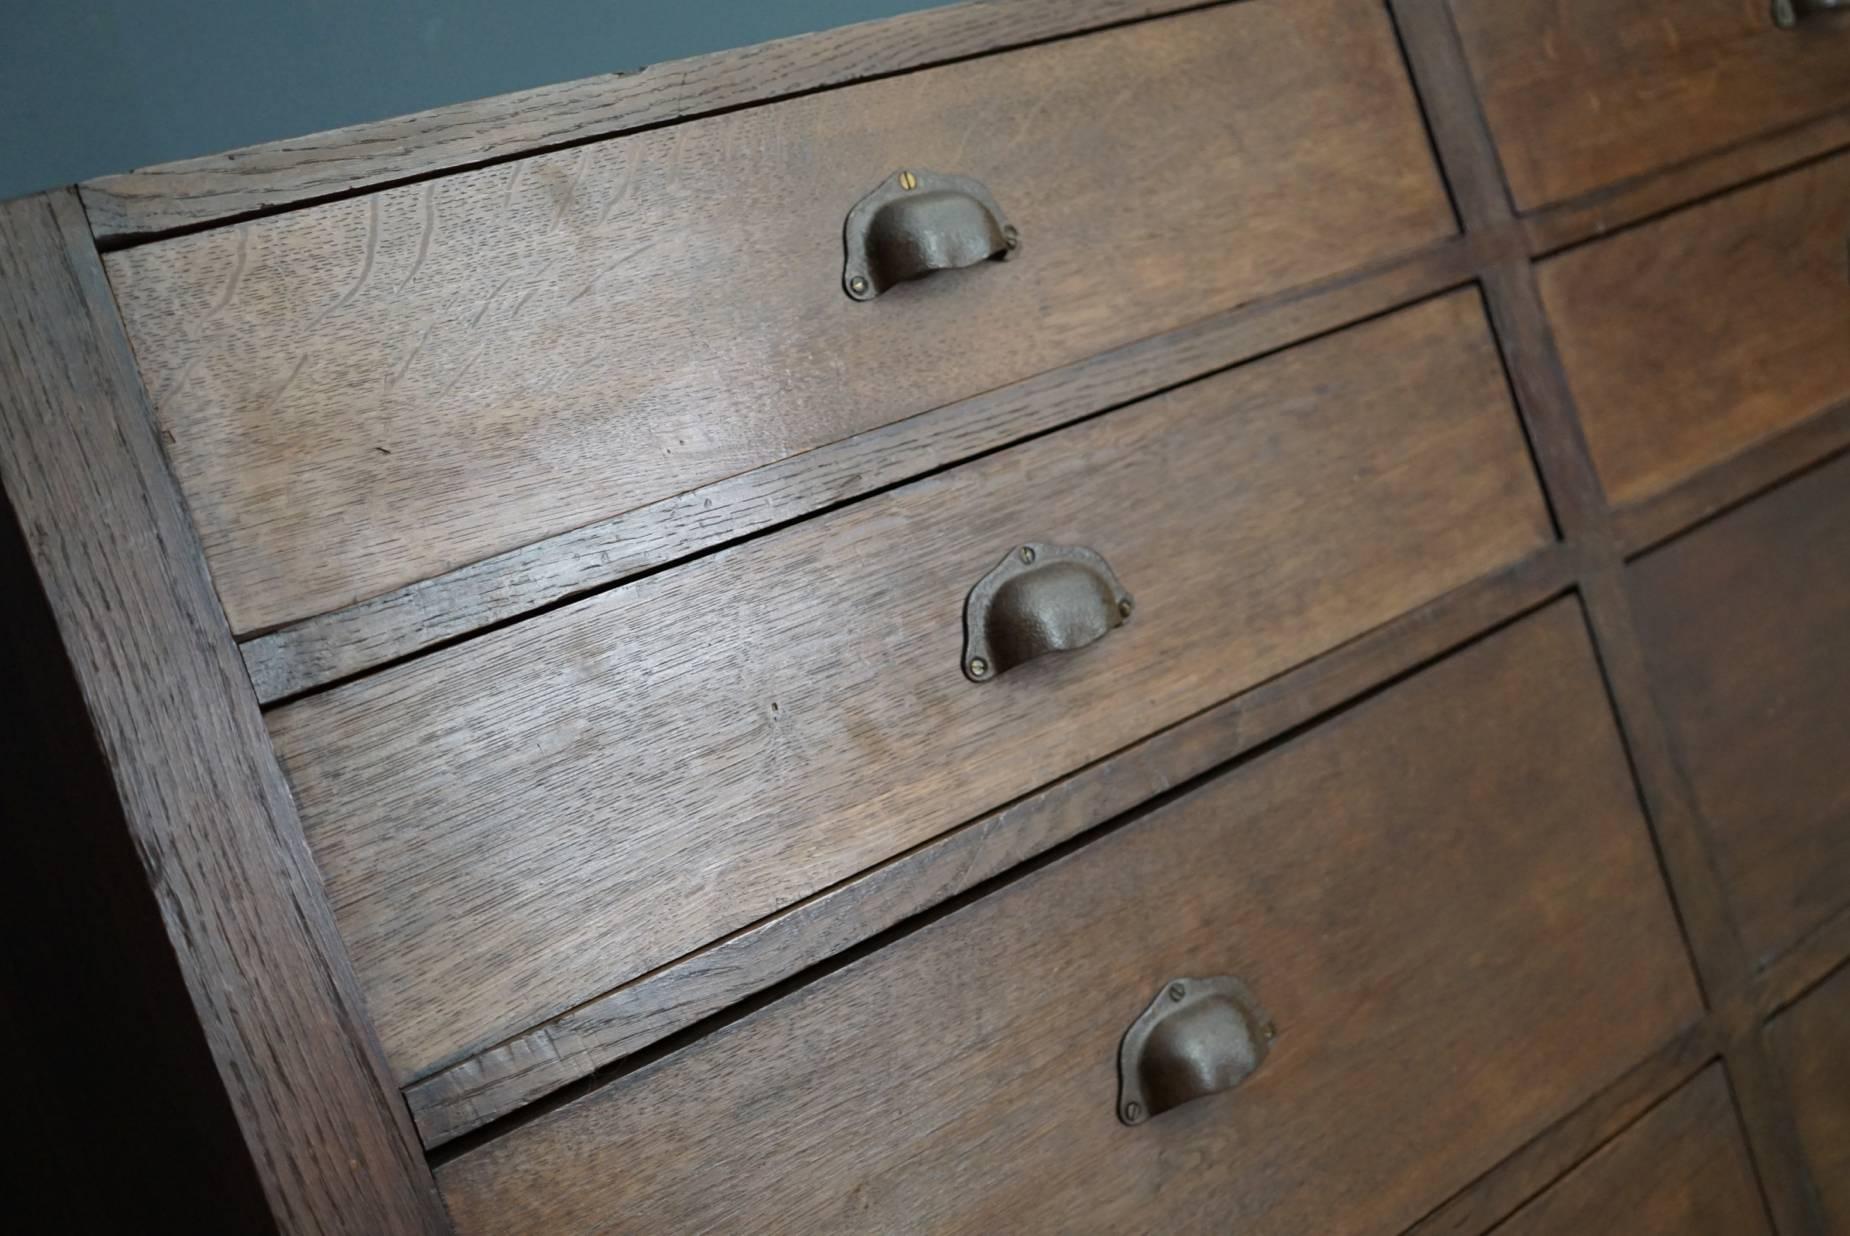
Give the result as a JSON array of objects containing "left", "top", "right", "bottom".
[
  {"left": 843, "top": 168, "right": 1018, "bottom": 300},
  {"left": 962, "top": 543, "right": 1130, "bottom": 682},
  {"left": 1118, "top": 976, "right": 1274, "bottom": 1125}
]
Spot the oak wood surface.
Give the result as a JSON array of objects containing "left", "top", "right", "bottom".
[
  {"left": 1616, "top": 401, "right": 1850, "bottom": 557},
  {"left": 1769, "top": 964, "right": 1850, "bottom": 1234},
  {"left": 1403, "top": 1025, "right": 1715, "bottom": 1236},
  {"left": 241, "top": 236, "right": 1477, "bottom": 704},
  {"left": 104, "top": 0, "right": 1451, "bottom": 636},
  {"left": 1485, "top": 1066, "right": 1769, "bottom": 1236},
  {"left": 271, "top": 290, "right": 1550, "bottom": 1083},
  {"left": 1629, "top": 452, "right": 1850, "bottom": 972},
  {"left": 0, "top": 191, "right": 446, "bottom": 1233},
  {"left": 435, "top": 602, "right": 1698, "bottom": 1234},
  {"left": 78, "top": 0, "right": 1221, "bottom": 240},
  {"left": 1449, "top": 0, "right": 1850, "bottom": 211},
  {"left": 406, "top": 544, "right": 1574, "bottom": 1146},
  {"left": 1523, "top": 112, "right": 1850, "bottom": 256},
  {"left": 1538, "top": 150, "right": 1850, "bottom": 508}
]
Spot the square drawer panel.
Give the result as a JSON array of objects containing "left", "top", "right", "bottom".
[
  {"left": 434, "top": 602, "right": 1697, "bottom": 1234},
  {"left": 101, "top": 0, "right": 1453, "bottom": 636},
  {"left": 1450, "top": 0, "right": 1850, "bottom": 212},
  {"left": 1538, "top": 150, "right": 1850, "bottom": 508},
  {"left": 1487, "top": 1066, "right": 1767, "bottom": 1236},
  {"left": 268, "top": 290, "right": 1552, "bottom": 1081},
  {"left": 1770, "top": 964, "right": 1850, "bottom": 1233},
  {"left": 1629, "top": 453, "right": 1850, "bottom": 969}
]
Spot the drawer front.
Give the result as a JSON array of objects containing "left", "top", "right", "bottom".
[
  {"left": 1451, "top": 0, "right": 1850, "bottom": 211},
  {"left": 1490, "top": 1067, "right": 1767, "bottom": 1236},
  {"left": 1771, "top": 965, "right": 1850, "bottom": 1233},
  {"left": 1630, "top": 454, "right": 1850, "bottom": 967},
  {"left": 102, "top": 0, "right": 1452, "bottom": 636},
  {"left": 270, "top": 291, "right": 1551, "bottom": 1080},
  {"left": 1538, "top": 151, "right": 1850, "bottom": 507},
  {"left": 435, "top": 603, "right": 1696, "bottom": 1234}
]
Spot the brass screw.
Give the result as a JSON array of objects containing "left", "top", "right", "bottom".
[
  {"left": 898, "top": 170, "right": 918, "bottom": 191},
  {"left": 1168, "top": 982, "right": 1186, "bottom": 1002},
  {"left": 968, "top": 657, "right": 990, "bottom": 679},
  {"left": 1018, "top": 545, "right": 1036, "bottom": 564},
  {"left": 1003, "top": 225, "right": 1020, "bottom": 251},
  {"left": 1124, "top": 1102, "right": 1143, "bottom": 1123},
  {"left": 1119, "top": 597, "right": 1134, "bottom": 618},
  {"left": 848, "top": 275, "right": 869, "bottom": 296}
]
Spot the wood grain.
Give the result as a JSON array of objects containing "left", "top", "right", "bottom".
[
  {"left": 406, "top": 544, "right": 1575, "bottom": 1146},
  {"left": 78, "top": 0, "right": 1221, "bottom": 240},
  {"left": 1538, "top": 150, "right": 1850, "bottom": 508},
  {"left": 1769, "top": 963, "right": 1850, "bottom": 1234},
  {"left": 0, "top": 191, "right": 446, "bottom": 1232},
  {"left": 241, "top": 236, "right": 1476, "bottom": 704},
  {"left": 1485, "top": 1066, "right": 1769, "bottom": 1236},
  {"left": 1403, "top": 1025, "right": 1715, "bottom": 1236},
  {"left": 434, "top": 602, "right": 1699, "bottom": 1234},
  {"left": 271, "top": 290, "right": 1550, "bottom": 1082},
  {"left": 1449, "top": 0, "right": 1850, "bottom": 211},
  {"left": 1616, "top": 399, "right": 1850, "bottom": 556},
  {"left": 1524, "top": 111, "right": 1850, "bottom": 256},
  {"left": 103, "top": 0, "right": 1452, "bottom": 636},
  {"left": 1629, "top": 452, "right": 1850, "bottom": 972}
]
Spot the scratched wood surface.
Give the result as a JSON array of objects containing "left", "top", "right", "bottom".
[
  {"left": 1449, "top": 0, "right": 1850, "bottom": 211},
  {"left": 1487, "top": 1066, "right": 1769, "bottom": 1236},
  {"left": 1629, "top": 452, "right": 1850, "bottom": 973},
  {"left": 1539, "top": 151, "right": 1850, "bottom": 508},
  {"left": 79, "top": 0, "right": 1217, "bottom": 240},
  {"left": 102, "top": 0, "right": 1451, "bottom": 636},
  {"left": 269, "top": 291, "right": 1551, "bottom": 1081},
  {"left": 435, "top": 603, "right": 1698, "bottom": 1234},
  {"left": 1769, "top": 964, "right": 1850, "bottom": 1234}
]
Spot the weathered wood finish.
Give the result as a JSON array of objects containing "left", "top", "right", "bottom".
[
  {"left": 78, "top": 0, "right": 1220, "bottom": 240},
  {"left": 406, "top": 546, "right": 1575, "bottom": 1146},
  {"left": 104, "top": 0, "right": 1451, "bottom": 636},
  {"left": 1539, "top": 150, "right": 1850, "bottom": 508},
  {"left": 1629, "top": 452, "right": 1850, "bottom": 972},
  {"left": 1488, "top": 1066, "right": 1769, "bottom": 1236},
  {"left": 435, "top": 604, "right": 1698, "bottom": 1233},
  {"left": 1770, "top": 964, "right": 1850, "bottom": 1233},
  {"left": 272, "top": 291, "right": 1549, "bottom": 1082},
  {"left": 241, "top": 237, "right": 1478, "bottom": 704},
  {"left": 1450, "top": 0, "right": 1850, "bottom": 211},
  {"left": 0, "top": 191, "right": 447, "bottom": 1232}
]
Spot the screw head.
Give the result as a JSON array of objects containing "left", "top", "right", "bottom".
[
  {"left": 1168, "top": 982, "right": 1187, "bottom": 1002},
  {"left": 1123, "top": 1101, "right": 1143, "bottom": 1123},
  {"left": 1263, "top": 1023, "right": 1277, "bottom": 1041},
  {"left": 1003, "top": 224, "right": 1020, "bottom": 251},
  {"left": 898, "top": 169, "right": 918, "bottom": 191},
  {"left": 847, "top": 275, "right": 869, "bottom": 296},
  {"left": 1018, "top": 545, "right": 1036, "bottom": 565},
  {"left": 1118, "top": 596, "right": 1134, "bottom": 619},
  {"left": 968, "top": 657, "right": 990, "bottom": 679}
]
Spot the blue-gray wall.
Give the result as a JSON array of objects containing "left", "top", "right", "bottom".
[{"left": 1, "top": 1, "right": 948, "bottom": 200}]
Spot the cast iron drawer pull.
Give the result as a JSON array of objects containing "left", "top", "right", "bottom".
[
  {"left": 1118, "top": 977, "right": 1276, "bottom": 1125},
  {"left": 962, "top": 543, "right": 1131, "bottom": 682},
  {"left": 1774, "top": 0, "right": 1847, "bottom": 26},
  {"left": 843, "top": 169, "right": 1019, "bottom": 300}
]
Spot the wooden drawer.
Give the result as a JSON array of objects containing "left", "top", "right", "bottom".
[
  {"left": 1489, "top": 1066, "right": 1767, "bottom": 1236},
  {"left": 101, "top": 0, "right": 1452, "bottom": 637},
  {"left": 434, "top": 602, "right": 1696, "bottom": 1233},
  {"left": 269, "top": 291, "right": 1549, "bottom": 1081},
  {"left": 1538, "top": 151, "right": 1850, "bottom": 508},
  {"left": 1450, "top": 0, "right": 1850, "bottom": 212},
  {"left": 1630, "top": 453, "right": 1850, "bottom": 968},
  {"left": 1771, "top": 965, "right": 1850, "bottom": 1233}
]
